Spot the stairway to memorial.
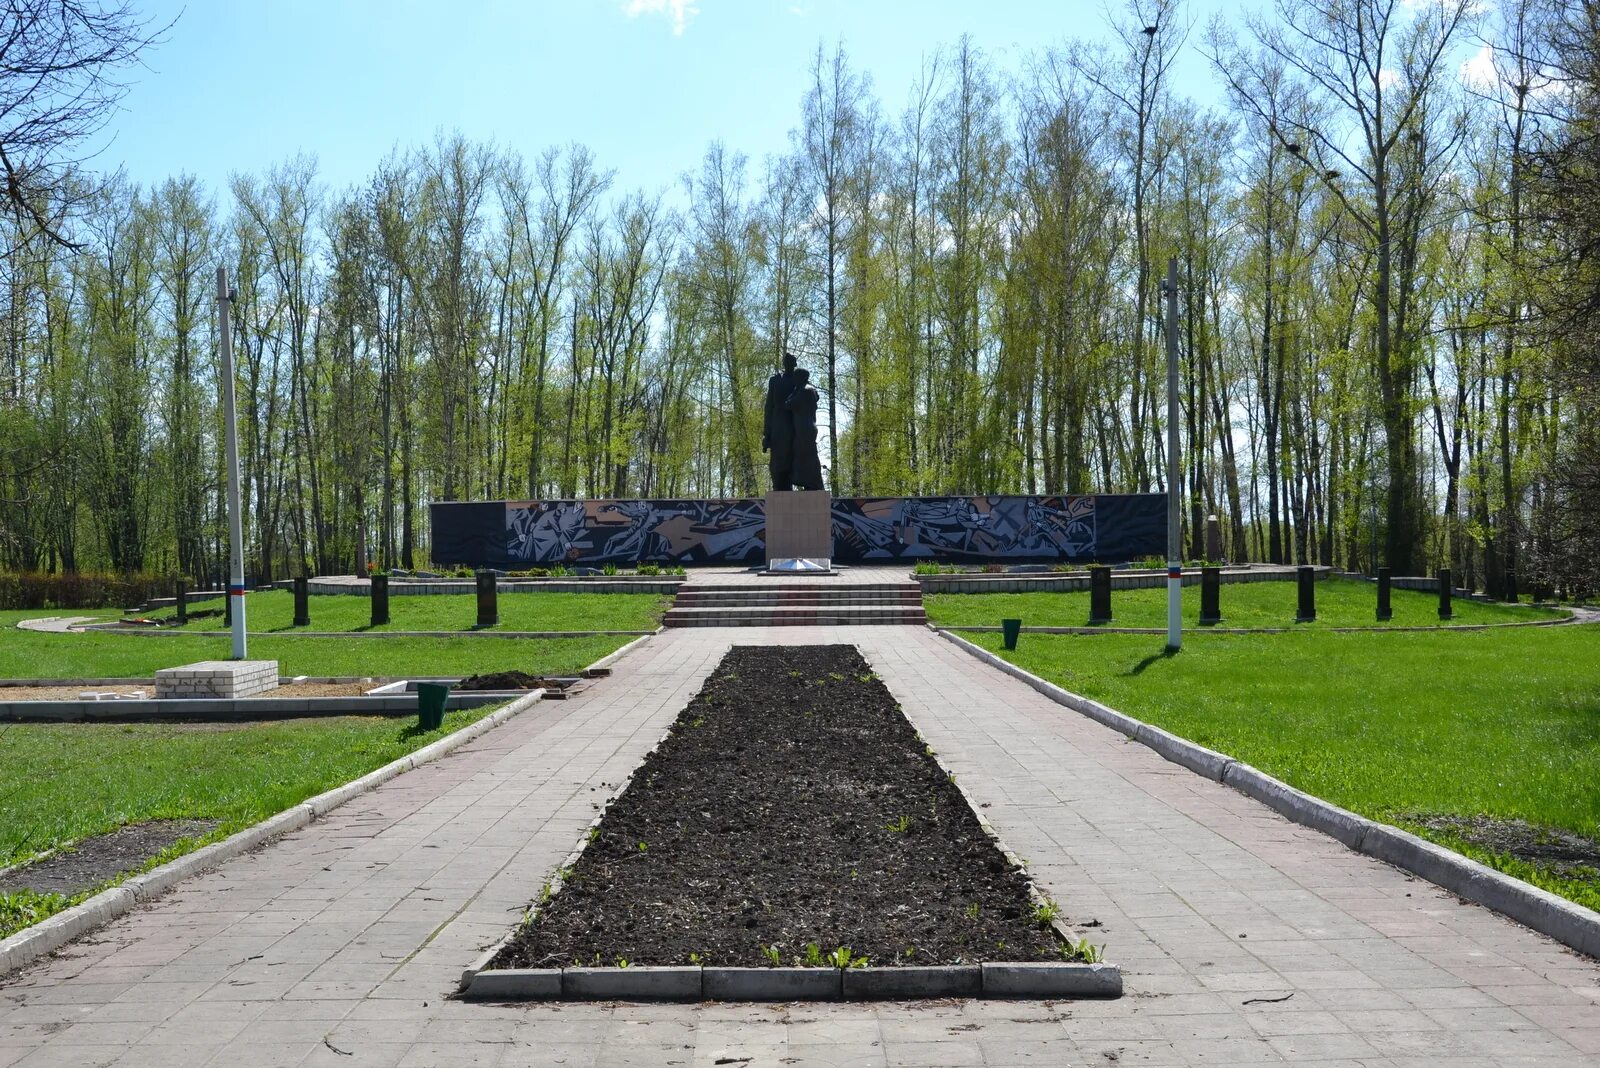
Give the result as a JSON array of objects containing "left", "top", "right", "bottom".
[{"left": 663, "top": 570, "right": 926, "bottom": 627}]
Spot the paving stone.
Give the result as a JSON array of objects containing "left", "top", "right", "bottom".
[{"left": 1, "top": 624, "right": 1597, "bottom": 1068}]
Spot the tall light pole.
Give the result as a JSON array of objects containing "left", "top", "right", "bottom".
[
  {"left": 217, "top": 267, "right": 247, "bottom": 659},
  {"left": 1163, "top": 256, "right": 1181, "bottom": 652}
]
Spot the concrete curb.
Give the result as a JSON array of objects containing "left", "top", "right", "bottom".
[
  {"left": 936, "top": 628, "right": 1600, "bottom": 962},
  {"left": 942, "top": 617, "right": 1571, "bottom": 635},
  {"left": 460, "top": 962, "right": 1118, "bottom": 1001},
  {"left": 75, "top": 626, "right": 657, "bottom": 639},
  {"left": 0, "top": 634, "right": 656, "bottom": 978}
]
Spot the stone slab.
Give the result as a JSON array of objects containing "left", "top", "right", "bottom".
[{"left": 765, "top": 490, "right": 832, "bottom": 562}]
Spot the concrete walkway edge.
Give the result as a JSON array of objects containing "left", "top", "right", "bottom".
[
  {"left": 935, "top": 627, "right": 1600, "bottom": 962},
  {"left": 0, "top": 632, "right": 654, "bottom": 979}
]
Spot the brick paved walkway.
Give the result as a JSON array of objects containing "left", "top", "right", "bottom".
[{"left": 2, "top": 627, "right": 1597, "bottom": 1067}]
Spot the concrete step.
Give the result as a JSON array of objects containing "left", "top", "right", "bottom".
[
  {"left": 673, "top": 592, "right": 923, "bottom": 606},
  {"left": 662, "top": 606, "right": 928, "bottom": 628},
  {"left": 677, "top": 582, "right": 920, "bottom": 596}
]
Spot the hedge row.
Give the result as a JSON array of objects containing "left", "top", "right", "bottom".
[{"left": 0, "top": 572, "right": 186, "bottom": 610}]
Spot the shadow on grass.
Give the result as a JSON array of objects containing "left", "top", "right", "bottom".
[{"left": 1127, "top": 647, "right": 1179, "bottom": 675}]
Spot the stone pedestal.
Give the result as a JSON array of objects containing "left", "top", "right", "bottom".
[
  {"left": 765, "top": 491, "right": 832, "bottom": 570},
  {"left": 155, "top": 660, "right": 279, "bottom": 699}
]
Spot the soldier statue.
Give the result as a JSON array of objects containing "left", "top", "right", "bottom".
[{"left": 762, "top": 352, "right": 801, "bottom": 491}]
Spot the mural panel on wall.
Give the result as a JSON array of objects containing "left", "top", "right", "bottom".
[{"left": 431, "top": 494, "right": 1166, "bottom": 568}]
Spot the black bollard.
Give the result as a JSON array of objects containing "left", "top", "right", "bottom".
[
  {"left": 293, "top": 576, "right": 310, "bottom": 627},
  {"left": 370, "top": 573, "right": 390, "bottom": 626},
  {"left": 1377, "top": 567, "right": 1392, "bottom": 621},
  {"left": 1438, "top": 567, "right": 1453, "bottom": 621},
  {"left": 175, "top": 580, "right": 188, "bottom": 625},
  {"left": 1088, "top": 565, "right": 1112, "bottom": 624},
  {"left": 1296, "top": 565, "right": 1316, "bottom": 623},
  {"left": 476, "top": 570, "right": 498, "bottom": 627},
  {"left": 224, "top": 584, "right": 232, "bottom": 627},
  {"left": 1199, "top": 566, "right": 1222, "bottom": 625}
]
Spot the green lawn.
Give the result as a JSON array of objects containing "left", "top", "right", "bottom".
[
  {"left": 968, "top": 624, "right": 1600, "bottom": 910},
  {"left": 0, "top": 609, "right": 633, "bottom": 679},
  {"left": 0, "top": 706, "right": 506, "bottom": 939},
  {"left": 140, "top": 588, "right": 666, "bottom": 633},
  {"left": 925, "top": 576, "right": 1565, "bottom": 630}
]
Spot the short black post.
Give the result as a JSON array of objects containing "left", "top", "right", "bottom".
[
  {"left": 1377, "top": 567, "right": 1392, "bottom": 622},
  {"left": 1205, "top": 515, "right": 1222, "bottom": 563},
  {"left": 224, "top": 584, "right": 232, "bottom": 627},
  {"left": 175, "top": 580, "right": 188, "bottom": 625},
  {"left": 1001, "top": 618, "right": 1022, "bottom": 650},
  {"left": 1199, "top": 566, "right": 1222, "bottom": 625},
  {"left": 1438, "top": 567, "right": 1453, "bottom": 621},
  {"left": 293, "top": 576, "right": 310, "bottom": 627},
  {"left": 1088, "top": 565, "right": 1112, "bottom": 624},
  {"left": 476, "top": 570, "right": 498, "bottom": 627},
  {"left": 1295, "top": 565, "right": 1316, "bottom": 623},
  {"left": 370, "top": 573, "right": 390, "bottom": 626}
]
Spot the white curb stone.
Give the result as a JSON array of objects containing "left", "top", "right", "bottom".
[
  {"left": 981, "top": 962, "right": 1122, "bottom": 997},
  {"left": 842, "top": 965, "right": 981, "bottom": 999},
  {"left": 702, "top": 967, "right": 843, "bottom": 1000},
  {"left": 562, "top": 966, "right": 702, "bottom": 999}
]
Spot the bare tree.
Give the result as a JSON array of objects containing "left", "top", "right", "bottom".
[{"left": 0, "top": 0, "right": 167, "bottom": 249}]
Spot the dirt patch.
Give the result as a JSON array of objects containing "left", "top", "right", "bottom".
[
  {"left": 0, "top": 819, "right": 220, "bottom": 896},
  {"left": 491, "top": 644, "right": 1065, "bottom": 970},
  {"left": 0, "top": 686, "right": 153, "bottom": 701},
  {"left": 456, "top": 671, "right": 570, "bottom": 691},
  {"left": 1411, "top": 814, "right": 1600, "bottom": 886},
  {"left": 271, "top": 682, "right": 381, "bottom": 698}
]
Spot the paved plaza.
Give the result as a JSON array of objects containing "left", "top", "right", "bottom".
[{"left": 2, "top": 627, "right": 1598, "bottom": 1066}]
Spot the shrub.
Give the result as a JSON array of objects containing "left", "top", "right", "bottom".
[
  {"left": 0, "top": 571, "right": 187, "bottom": 610},
  {"left": 636, "top": 563, "right": 662, "bottom": 576}
]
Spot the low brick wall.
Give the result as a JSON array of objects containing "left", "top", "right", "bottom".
[{"left": 155, "top": 660, "right": 279, "bottom": 699}]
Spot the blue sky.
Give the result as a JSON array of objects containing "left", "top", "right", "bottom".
[{"left": 102, "top": 0, "right": 1242, "bottom": 202}]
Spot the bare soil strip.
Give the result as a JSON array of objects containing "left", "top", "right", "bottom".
[
  {"left": 492, "top": 644, "right": 1065, "bottom": 969},
  {"left": 0, "top": 819, "right": 219, "bottom": 896}
]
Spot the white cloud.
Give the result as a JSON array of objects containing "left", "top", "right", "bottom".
[
  {"left": 1460, "top": 43, "right": 1496, "bottom": 90},
  {"left": 623, "top": 0, "right": 700, "bottom": 36}
]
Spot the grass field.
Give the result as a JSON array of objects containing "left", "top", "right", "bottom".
[
  {"left": 967, "top": 623, "right": 1600, "bottom": 910},
  {"left": 925, "top": 576, "right": 1566, "bottom": 630},
  {"left": 141, "top": 588, "right": 667, "bottom": 633},
  {"left": 0, "top": 705, "right": 502, "bottom": 939},
  {"left": 0, "top": 609, "right": 634, "bottom": 679}
]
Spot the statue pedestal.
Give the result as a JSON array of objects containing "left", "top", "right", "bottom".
[{"left": 765, "top": 491, "right": 832, "bottom": 573}]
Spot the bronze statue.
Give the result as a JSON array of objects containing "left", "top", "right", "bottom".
[
  {"left": 762, "top": 352, "right": 800, "bottom": 491},
  {"left": 785, "top": 368, "right": 824, "bottom": 492}
]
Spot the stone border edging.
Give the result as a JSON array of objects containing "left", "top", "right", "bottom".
[
  {"left": 942, "top": 616, "right": 1572, "bottom": 636},
  {"left": 0, "top": 632, "right": 655, "bottom": 978},
  {"left": 459, "top": 961, "right": 1121, "bottom": 1001},
  {"left": 935, "top": 628, "right": 1600, "bottom": 960}
]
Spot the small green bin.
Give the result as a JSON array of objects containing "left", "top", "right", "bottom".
[
  {"left": 1001, "top": 618, "right": 1022, "bottom": 650},
  {"left": 417, "top": 682, "right": 451, "bottom": 731}
]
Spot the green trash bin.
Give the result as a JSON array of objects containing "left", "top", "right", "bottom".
[
  {"left": 1001, "top": 618, "right": 1022, "bottom": 650},
  {"left": 417, "top": 682, "right": 451, "bottom": 731}
]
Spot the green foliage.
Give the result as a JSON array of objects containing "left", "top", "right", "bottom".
[{"left": 0, "top": 572, "right": 184, "bottom": 611}]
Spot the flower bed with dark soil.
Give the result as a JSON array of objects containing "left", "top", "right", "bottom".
[{"left": 491, "top": 644, "right": 1069, "bottom": 970}]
